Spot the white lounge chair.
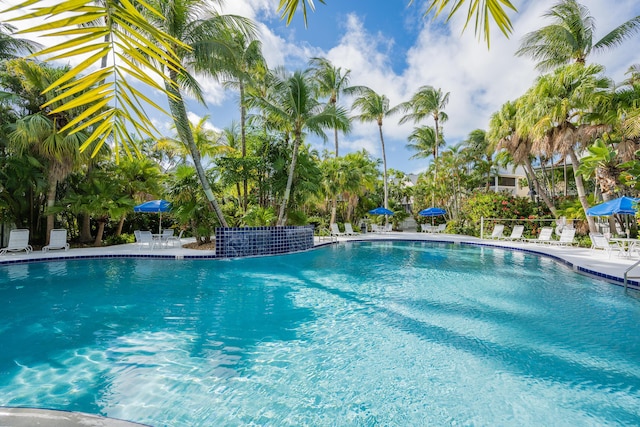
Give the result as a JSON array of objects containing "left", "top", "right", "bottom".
[
  {"left": 159, "top": 229, "right": 174, "bottom": 247},
  {"left": 166, "top": 230, "right": 184, "bottom": 247},
  {"left": 525, "top": 227, "right": 554, "bottom": 244},
  {"left": 420, "top": 224, "right": 432, "bottom": 233},
  {"left": 0, "top": 229, "right": 32, "bottom": 255},
  {"left": 590, "top": 232, "right": 624, "bottom": 258},
  {"left": 383, "top": 223, "right": 393, "bottom": 232},
  {"left": 488, "top": 224, "right": 504, "bottom": 239},
  {"left": 434, "top": 223, "right": 446, "bottom": 233},
  {"left": 330, "top": 223, "right": 346, "bottom": 237},
  {"left": 371, "top": 224, "right": 383, "bottom": 233},
  {"left": 499, "top": 225, "right": 524, "bottom": 241},
  {"left": 42, "top": 229, "right": 69, "bottom": 252},
  {"left": 344, "top": 223, "right": 360, "bottom": 236},
  {"left": 135, "top": 230, "right": 158, "bottom": 250},
  {"left": 548, "top": 228, "right": 576, "bottom": 246}
]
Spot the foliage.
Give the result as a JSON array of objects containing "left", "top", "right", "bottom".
[
  {"left": 455, "top": 191, "right": 551, "bottom": 237},
  {"left": 242, "top": 206, "right": 276, "bottom": 226}
]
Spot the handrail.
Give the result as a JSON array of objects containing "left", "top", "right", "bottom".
[{"left": 623, "top": 258, "right": 640, "bottom": 291}]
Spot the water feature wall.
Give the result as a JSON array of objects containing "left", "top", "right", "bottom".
[{"left": 215, "top": 225, "right": 315, "bottom": 258}]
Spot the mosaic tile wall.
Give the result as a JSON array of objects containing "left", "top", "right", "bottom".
[{"left": 215, "top": 225, "right": 315, "bottom": 258}]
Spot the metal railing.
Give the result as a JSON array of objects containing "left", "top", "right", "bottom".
[{"left": 624, "top": 259, "right": 640, "bottom": 291}]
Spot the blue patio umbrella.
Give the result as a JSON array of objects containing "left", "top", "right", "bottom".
[
  {"left": 586, "top": 196, "right": 639, "bottom": 216},
  {"left": 418, "top": 207, "right": 446, "bottom": 217},
  {"left": 134, "top": 199, "right": 172, "bottom": 233},
  {"left": 368, "top": 207, "right": 394, "bottom": 215}
]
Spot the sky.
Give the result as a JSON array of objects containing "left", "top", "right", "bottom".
[{"left": 4, "top": 0, "right": 640, "bottom": 174}]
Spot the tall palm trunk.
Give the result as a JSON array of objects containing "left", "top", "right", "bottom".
[
  {"left": 568, "top": 149, "right": 596, "bottom": 232},
  {"left": 45, "top": 177, "right": 57, "bottom": 245},
  {"left": 329, "top": 126, "right": 339, "bottom": 225},
  {"left": 278, "top": 132, "right": 300, "bottom": 226},
  {"left": 378, "top": 122, "right": 389, "bottom": 216},
  {"left": 240, "top": 81, "right": 248, "bottom": 212},
  {"left": 166, "top": 70, "right": 228, "bottom": 227}
]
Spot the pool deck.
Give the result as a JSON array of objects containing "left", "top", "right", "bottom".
[{"left": 1, "top": 232, "right": 639, "bottom": 290}]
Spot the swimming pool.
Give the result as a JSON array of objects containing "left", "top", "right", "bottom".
[{"left": 1, "top": 241, "right": 640, "bottom": 426}]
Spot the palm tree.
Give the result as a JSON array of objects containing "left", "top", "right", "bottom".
[
  {"left": 395, "top": 86, "right": 449, "bottom": 163},
  {"left": 0, "top": 23, "right": 40, "bottom": 60},
  {"left": 348, "top": 86, "right": 395, "bottom": 215},
  {"left": 141, "top": 0, "right": 255, "bottom": 227},
  {"left": 519, "top": 63, "right": 612, "bottom": 231},
  {"left": 253, "top": 69, "right": 350, "bottom": 226},
  {"left": 5, "top": 0, "right": 188, "bottom": 154},
  {"left": 406, "top": 126, "right": 442, "bottom": 161},
  {"left": 488, "top": 99, "right": 558, "bottom": 216},
  {"left": 210, "top": 29, "right": 265, "bottom": 211},
  {"left": 462, "top": 128, "right": 495, "bottom": 191},
  {"left": 5, "top": 59, "right": 99, "bottom": 241},
  {"left": 308, "top": 57, "right": 352, "bottom": 157},
  {"left": 308, "top": 57, "right": 352, "bottom": 226},
  {"left": 516, "top": 0, "right": 640, "bottom": 71}
]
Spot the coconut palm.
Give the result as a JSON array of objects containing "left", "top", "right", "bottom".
[
  {"left": 0, "top": 23, "right": 40, "bottom": 60},
  {"left": 519, "top": 63, "right": 613, "bottom": 231},
  {"left": 406, "top": 126, "right": 442, "bottom": 161},
  {"left": 308, "top": 57, "right": 352, "bottom": 157},
  {"left": 141, "top": 0, "right": 255, "bottom": 227},
  {"left": 395, "top": 86, "right": 449, "bottom": 163},
  {"left": 348, "top": 86, "right": 396, "bottom": 214},
  {"left": 516, "top": 0, "right": 640, "bottom": 71},
  {"left": 462, "top": 128, "right": 495, "bottom": 191},
  {"left": 488, "top": 99, "right": 558, "bottom": 216},
  {"left": 209, "top": 29, "right": 265, "bottom": 211},
  {"left": 5, "top": 59, "right": 101, "bottom": 241},
  {"left": 253, "top": 69, "right": 350, "bottom": 226}
]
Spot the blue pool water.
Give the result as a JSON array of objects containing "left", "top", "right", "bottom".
[{"left": 1, "top": 241, "right": 640, "bottom": 426}]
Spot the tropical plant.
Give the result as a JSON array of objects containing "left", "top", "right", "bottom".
[
  {"left": 4, "top": 59, "right": 102, "bottom": 241},
  {"left": 0, "top": 23, "right": 40, "bottom": 60},
  {"left": 394, "top": 86, "right": 449, "bottom": 164},
  {"left": 3, "top": 0, "right": 186, "bottom": 155},
  {"left": 140, "top": 0, "right": 256, "bottom": 227},
  {"left": 519, "top": 63, "right": 612, "bottom": 231},
  {"left": 211, "top": 29, "right": 265, "bottom": 211},
  {"left": 348, "top": 86, "right": 395, "bottom": 216},
  {"left": 516, "top": 0, "right": 640, "bottom": 71},
  {"left": 252, "top": 69, "right": 350, "bottom": 226}
]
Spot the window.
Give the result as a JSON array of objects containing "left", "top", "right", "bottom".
[{"left": 498, "top": 177, "right": 516, "bottom": 187}]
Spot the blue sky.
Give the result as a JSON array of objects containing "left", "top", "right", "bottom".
[
  {"left": 4, "top": 0, "right": 640, "bottom": 173},
  {"left": 206, "top": 0, "right": 640, "bottom": 173}
]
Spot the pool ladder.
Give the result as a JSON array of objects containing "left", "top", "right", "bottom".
[{"left": 623, "top": 259, "right": 640, "bottom": 291}]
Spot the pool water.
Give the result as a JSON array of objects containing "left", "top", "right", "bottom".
[{"left": 1, "top": 242, "right": 640, "bottom": 426}]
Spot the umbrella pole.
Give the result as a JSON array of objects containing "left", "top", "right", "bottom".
[{"left": 159, "top": 212, "right": 162, "bottom": 234}]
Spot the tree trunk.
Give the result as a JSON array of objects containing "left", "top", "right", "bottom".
[
  {"left": 240, "top": 82, "right": 248, "bottom": 212},
  {"left": 568, "top": 149, "right": 597, "bottom": 232},
  {"left": 278, "top": 134, "right": 300, "bottom": 226},
  {"left": 93, "top": 220, "right": 106, "bottom": 247},
  {"left": 45, "top": 177, "right": 57, "bottom": 245},
  {"left": 79, "top": 214, "right": 92, "bottom": 243},
  {"left": 165, "top": 72, "right": 228, "bottom": 227},
  {"left": 378, "top": 123, "right": 389, "bottom": 223},
  {"left": 116, "top": 215, "right": 125, "bottom": 236},
  {"left": 334, "top": 126, "right": 339, "bottom": 157},
  {"left": 330, "top": 197, "right": 337, "bottom": 224},
  {"left": 524, "top": 158, "right": 557, "bottom": 216}
]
